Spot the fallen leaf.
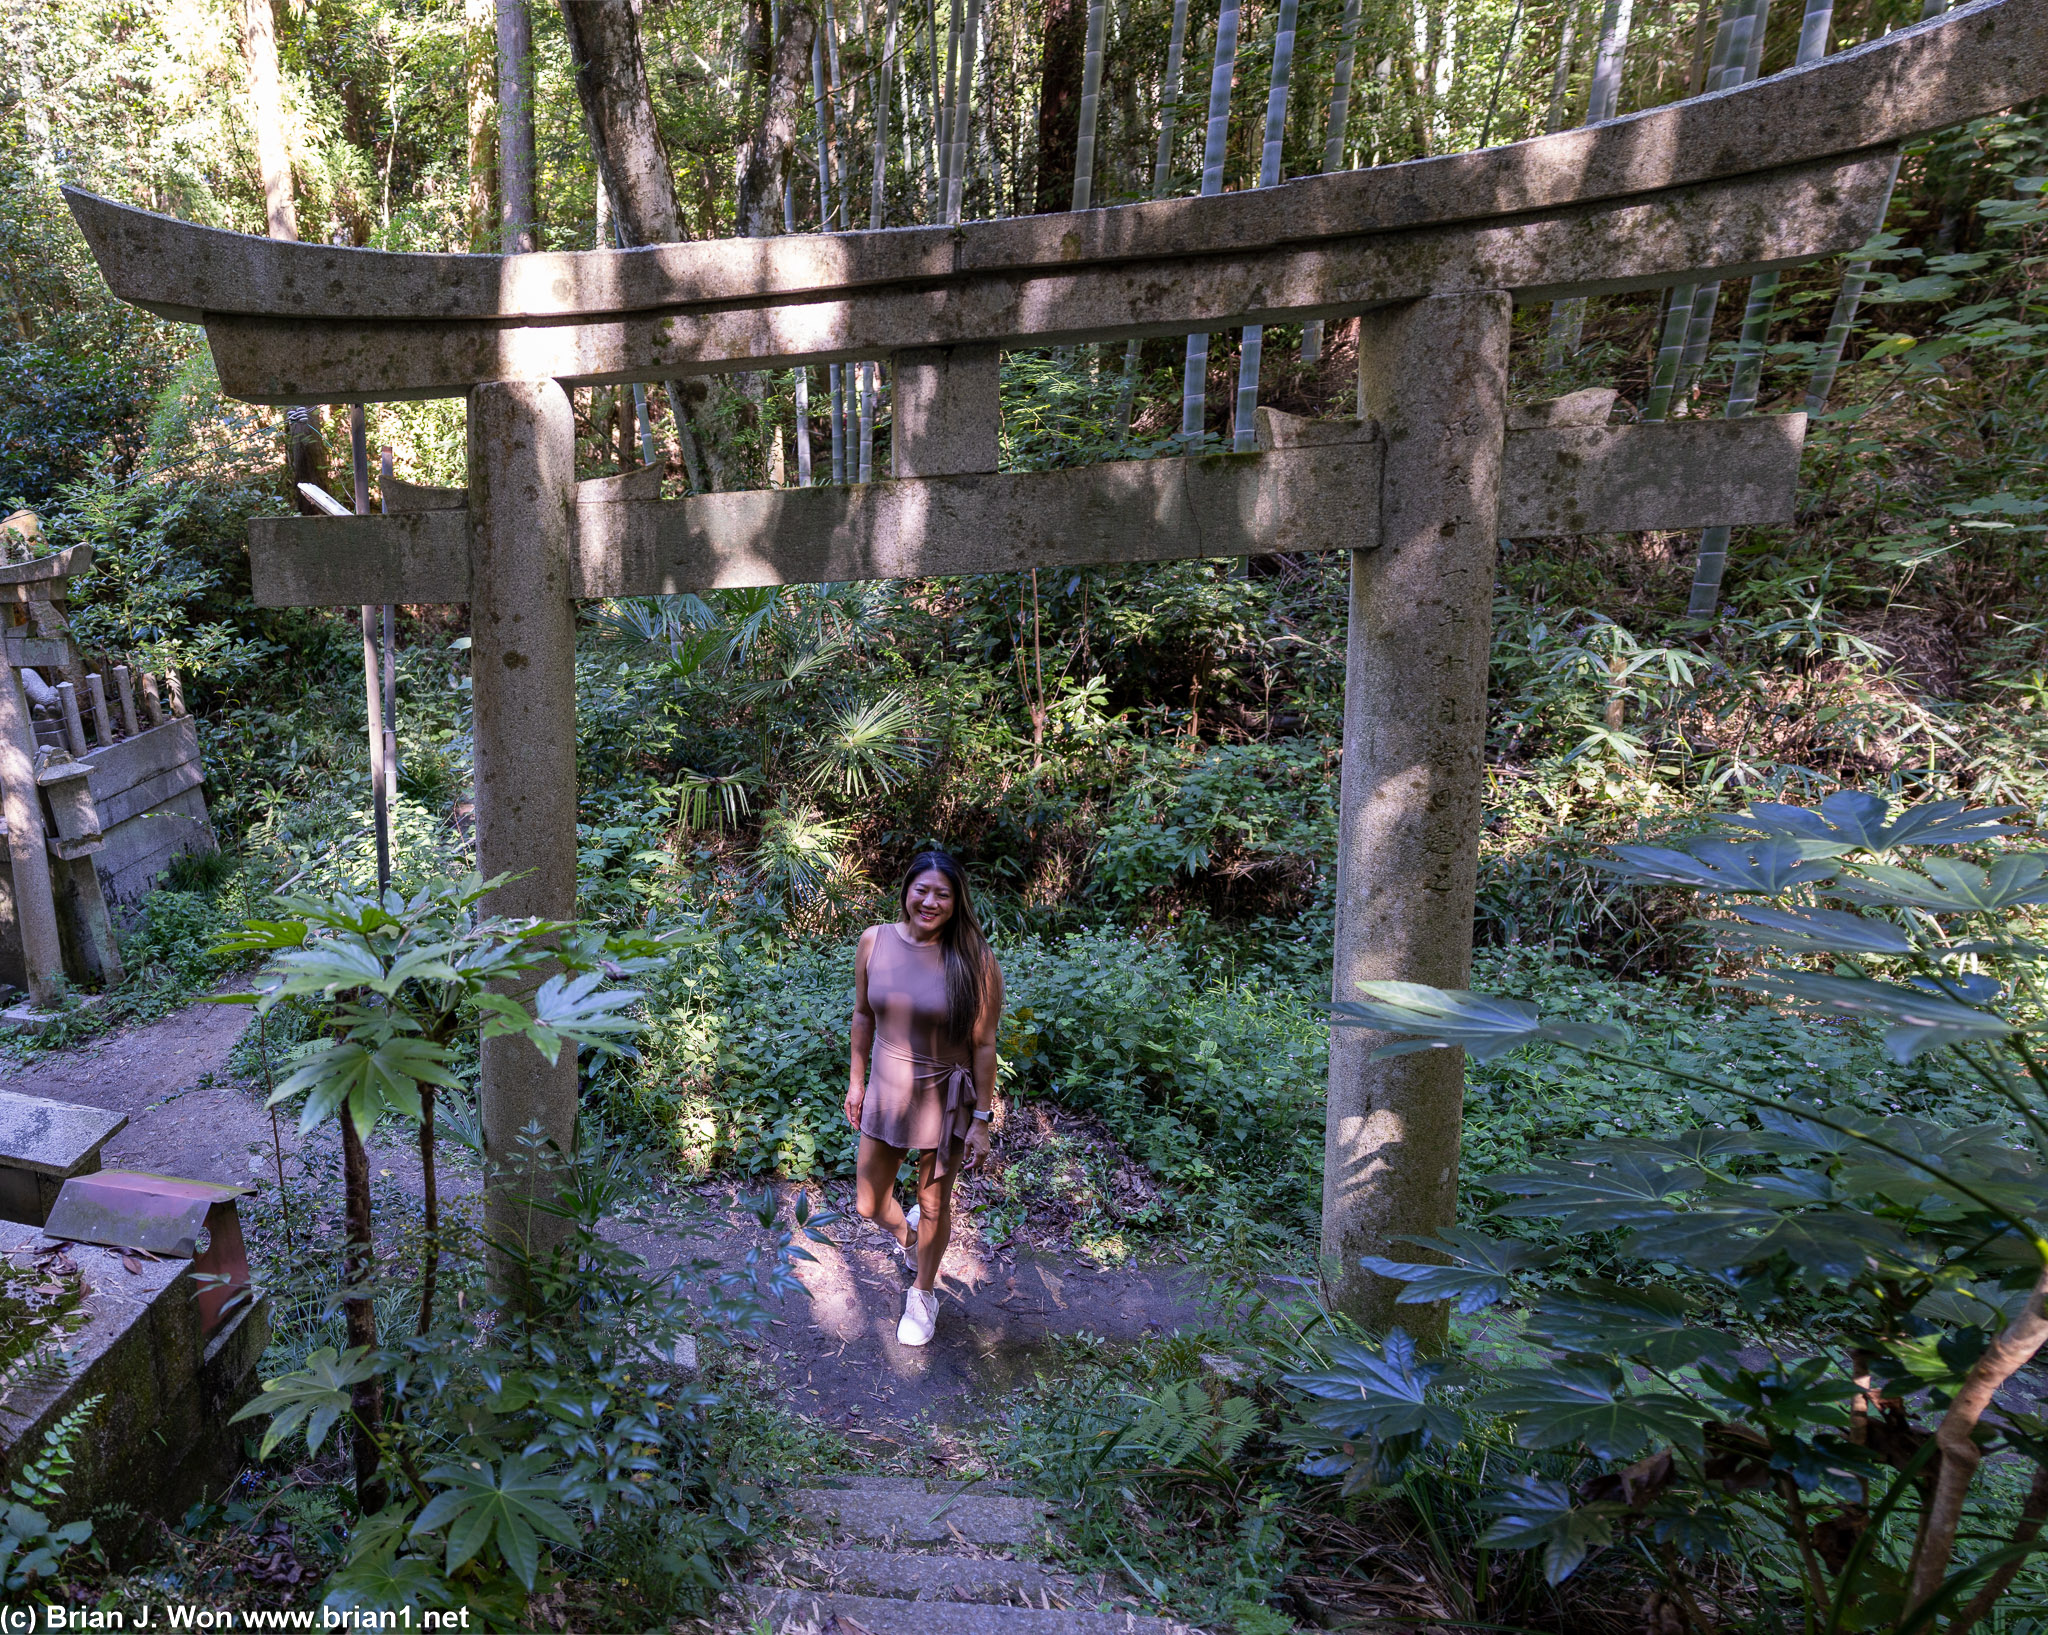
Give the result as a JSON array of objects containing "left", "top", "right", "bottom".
[{"left": 122, "top": 1255, "right": 141, "bottom": 1275}]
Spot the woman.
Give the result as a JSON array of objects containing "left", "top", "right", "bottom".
[{"left": 845, "top": 849, "right": 1003, "bottom": 1347}]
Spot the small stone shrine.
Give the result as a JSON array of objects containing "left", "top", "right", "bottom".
[{"left": 0, "top": 535, "right": 217, "bottom": 1016}]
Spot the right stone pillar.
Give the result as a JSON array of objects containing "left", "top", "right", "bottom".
[
  {"left": 467, "top": 378, "right": 581, "bottom": 1269},
  {"left": 1323, "top": 292, "right": 1512, "bottom": 1338}
]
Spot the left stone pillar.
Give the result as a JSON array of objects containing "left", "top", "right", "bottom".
[{"left": 468, "top": 379, "right": 579, "bottom": 1263}]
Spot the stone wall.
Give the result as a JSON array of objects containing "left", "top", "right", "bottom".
[{"left": 0, "top": 1219, "right": 268, "bottom": 1524}]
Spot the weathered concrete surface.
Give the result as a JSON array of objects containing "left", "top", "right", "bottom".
[
  {"left": 190, "top": 152, "right": 1900, "bottom": 401},
  {"left": 892, "top": 346, "right": 1001, "bottom": 477},
  {"left": 1499, "top": 414, "right": 1806, "bottom": 534},
  {"left": 785, "top": 1485, "right": 1050, "bottom": 1547},
  {"left": 253, "top": 447, "right": 1387, "bottom": 605},
  {"left": 0, "top": 1218, "right": 269, "bottom": 1524},
  {"left": 762, "top": 1547, "right": 1069, "bottom": 1602},
  {"left": 0, "top": 669, "right": 63, "bottom": 1006},
  {"left": 1324, "top": 293, "right": 1510, "bottom": 1335},
  {"left": 747, "top": 1590, "right": 1192, "bottom": 1635},
  {"left": 467, "top": 380, "right": 580, "bottom": 1260},
  {"left": 82, "top": 716, "right": 217, "bottom": 907},
  {"left": 62, "top": 0, "right": 2039, "bottom": 329},
  {"left": 0, "top": 1087, "right": 125, "bottom": 1224},
  {"left": 247, "top": 417, "right": 1802, "bottom": 609}
]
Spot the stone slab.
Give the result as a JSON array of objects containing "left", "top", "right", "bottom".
[
  {"left": 247, "top": 415, "right": 1803, "bottom": 609},
  {"left": 61, "top": 2, "right": 2039, "bottom": 327},
  {"left": 1499, "top": 414, "right": 1807, "bottom": 535},
  {"left": 0, "top": 1218, "right": 270, "bottom": 1524},
  {"left": 746, "top": 1590, "right": 1190, "bottom": 1635},
  {"left": 0, "top": 1086, "right": 126, "bottom": 1175},
  {"left": 194, "top": 152, "right": 1897, "bottom": 400},
  {"left": 763, "top": 1547, "right": 1070, "bottom": 1603},
  {"left": 784, "top": 1486, "right": 1051, "bottom": 1548}
]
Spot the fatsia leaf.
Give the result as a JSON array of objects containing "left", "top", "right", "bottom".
[
  {"left": 1489, "top": 1154, "right": 1704, "bottom": 1229},
  {"left": 1476, "top": 1476, "right": 1625, "bottom": 1584},
  {"left": 1722, "top": 791, "right": 2020, "bottom": 854},
  {"left": 1735, "top": 970, "right": 2013, "bottom": 1061},
  {"left": 229, "top": 1347, "right": 380, "bottom": 1459},
  {"left": 1357, "top": 1228, "right": 1561, "bottom": 1315},
  {"left": 1331, "top": 982, "right": 1621, "bottom": 1061},
  {"left": 1476, "top": 1366, "right": 1705, "bottom": 1460},
  {"left": 1598, "top": 839, "right": 1837, "bottom": 895},
  {"left": 1531, "top": 1280, "right": 1742, "bottom": 1372},
  {"left": 270, "top": 1037, "right": 462, "bottom": 1137},
  {"left": 1576, "top": 1128, "right": 1774, "bottom": 1167},
  {"left": 1283, "top": 1330, "right": 1467, "bottom": 1451},
  {"left": 1837, "top": 854, "right": 2048, "bottom": 915},
  {"left": 1705, "top": 904, "right": 1913, "bottom": 956},
  {"left": 412, "top": 1453, "right": 579, "bottom": 1590},
  {"left": 480, "top": 971, "right": 645, "bottom": 1065},
  {"left": 1624, "top": 1201, "right": 1907, "bottom": 1285}
]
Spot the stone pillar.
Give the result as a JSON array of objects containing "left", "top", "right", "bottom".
[
  {"left": 1323, "top": 292, "right": 1511, "bottom": 1339},
  {"left": 85, "top": 673, "right": 114, "bottom": 747},
  {"left": 889, "top": 345, "right": 1000, "bottom": 477},
  {"left": 467, "top": 379, "right": 580, "bottom": 1265},
  {"left": 0, "top": 669, "right": 65, "bottom": 1008}
]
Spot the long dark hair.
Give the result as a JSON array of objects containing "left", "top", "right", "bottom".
[{"left": 899, "top": 849, "right": 989, "bottom": 1044}]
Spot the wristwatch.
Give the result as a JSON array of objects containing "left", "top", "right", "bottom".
[{"left": 971, "top": 1109, "right": 993, "bottom": 1122}]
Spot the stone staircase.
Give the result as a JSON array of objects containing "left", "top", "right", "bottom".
[{"left": 741, "top": 1475, "right": 1196, "bottom": 1635}]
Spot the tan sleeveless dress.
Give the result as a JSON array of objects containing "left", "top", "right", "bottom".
[{"left": 861, "top": 923, "right": 975, "bottom": 1173}]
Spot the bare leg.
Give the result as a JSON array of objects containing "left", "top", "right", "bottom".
[
  {"left": 855, "top": 1134, "right": 915, "bottom": 1248},
  {"left": 912, "top": 1144, "right": 960, "bottom": 1292}
]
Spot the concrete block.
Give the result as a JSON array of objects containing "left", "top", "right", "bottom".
[
  {"left": 0, "top": 1090, "right": 126, "bottom": 1223},
  {"left": 0, "top": 1219, "right": 270, "bottom": 1525}
]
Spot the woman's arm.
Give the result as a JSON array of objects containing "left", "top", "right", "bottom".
[
  {"left": 846, "top": 927, "right": 877, "bottom": 1128},
  {"left": 964, "top": 955, "right": 1005, "bottom": 1165}
]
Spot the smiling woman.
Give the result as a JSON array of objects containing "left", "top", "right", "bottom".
[{"left": 845, "top": 849, "right": 1005, "bottom": 1348}]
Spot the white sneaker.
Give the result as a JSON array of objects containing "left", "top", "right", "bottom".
[{"left": 897, "top": 1287, "right": 938, "bottom": 1347}]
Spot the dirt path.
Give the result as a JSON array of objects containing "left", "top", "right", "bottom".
[{"left": 6, "top": 999, "right": 1212, "bottom": 1436}]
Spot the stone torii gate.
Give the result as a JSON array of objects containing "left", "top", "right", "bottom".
[{"left": 64, "top": 0, "right": 2043, "bottom": 1318}]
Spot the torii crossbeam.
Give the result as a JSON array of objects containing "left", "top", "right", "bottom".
[{"left": 64, "top": 0, "right": 2046, "bottom": 1317}]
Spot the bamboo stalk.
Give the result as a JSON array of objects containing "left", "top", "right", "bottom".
[
  {"left": 1113, "top": 0, "right": 1191, "bottom": 438},
  {"left": 1545, "top": 0, "right": 1634, "bottom": 371},
  {"left": 1300, "top": 0, "right": 1362, "bottom": 363},
  {"left": 1071, "top": 0, "right": 1109, "bottom": 209},
  {"left": 1231, "top": 0, "right": 1300, "bottom": 452},
  {"left": 1180, "top": 0, "right": 1241, "bottom": 444},
  {"left": 1685, "top": 0, "right": 1834, "bottom": 620}
]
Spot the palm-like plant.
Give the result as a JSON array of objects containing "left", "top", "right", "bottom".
[
  {"left": 802, "top": 690, "right": 929, "bottom": 800},
  {"left": 751, "top": 796, "right": 853, "bottom": 905}
]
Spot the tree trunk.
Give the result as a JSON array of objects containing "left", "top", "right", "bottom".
[
  {"left": 465, "top": 0, "right": 499, "bottom": 250},
  {"left": 558, "top": 0, "right": 742, "bottom": 489},
  {"left": 496, "top": 0, "right": 537, "bottom": 252},
  {"left": 339, "top": 1105, "right": 387, "bottom": 1512},
  {"left": 737, "top": 3, "right": 816, "bottom": 239},
  {"left": 1033, "top": 0, "right": 1087, "bottom": 213},
  {"left": 240, "top": 0, "right": 298, "bottom": 241}
]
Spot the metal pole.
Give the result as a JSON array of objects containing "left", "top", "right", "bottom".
[
  {"left": 351, "top": 406, "right": 390, "bottom": 894},
  {"left": 378, "top": 448, "right": 401, "bottom": 810}
]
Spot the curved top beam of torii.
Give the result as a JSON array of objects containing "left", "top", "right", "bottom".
[{"left": 62, "top": 0, "right": 2044, "bottom": 403}]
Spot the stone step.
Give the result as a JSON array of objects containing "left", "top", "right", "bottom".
[
  {"left": 748, "top": 1589, "right": 1192, "bottom": 1635},
  {"left": 785, "top": 1486, "right": 1051, "bottom": 1548},
  {"left": 799, "top": 1474, "right": 1021, "bottom": 1497},
  {"left": 761, "top": 1546, "right": 1076, "bottom": 1605}
]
